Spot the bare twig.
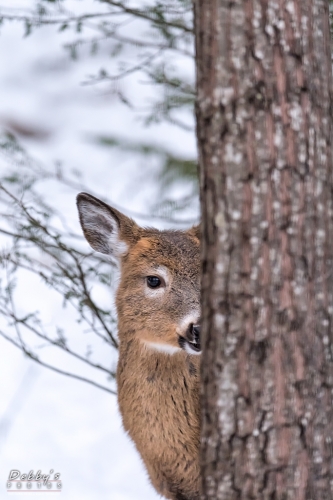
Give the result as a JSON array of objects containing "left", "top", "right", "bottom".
[{"left": 0, "top": 330, "right": 116, "bottom": 395}]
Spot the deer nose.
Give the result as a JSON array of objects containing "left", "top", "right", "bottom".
[
  {"left": 186, "top": 323, "right": 200, "bottom": 344},
  {"left": 191, "top": 324, "right": 200, "bottom": 341},
  {"left": 180, "top": 322, "right": 201, "bottom": 353}
]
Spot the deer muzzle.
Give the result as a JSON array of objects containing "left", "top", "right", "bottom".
[{"left": 178, "top": 323, "right": 201, "bottom": 354}]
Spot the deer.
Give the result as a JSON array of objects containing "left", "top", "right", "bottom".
[{"left": 76, "top": 192, "right": 201, "bottom": 500}]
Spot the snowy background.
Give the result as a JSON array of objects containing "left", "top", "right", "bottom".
[{"left": 0, "top": 1, "right": 197, "bottom": 498}]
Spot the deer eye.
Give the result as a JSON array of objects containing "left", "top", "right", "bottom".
[{"left": 147, "top": 276, "right": 161, "bottom": 288}]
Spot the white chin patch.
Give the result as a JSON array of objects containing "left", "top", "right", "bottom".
[
  {"left": 183, "top": 342, "right": 201, "bottom": 356},
  {"left": 142, "top": 341, "right": 182, "bottom": 355}
]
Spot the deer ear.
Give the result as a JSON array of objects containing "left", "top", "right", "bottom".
[
  {"left": 187, "top": 224, "right": 201, "bottom": 241},
  {"left": 76, "top": 192, "right": 139, "bottom": 257}
]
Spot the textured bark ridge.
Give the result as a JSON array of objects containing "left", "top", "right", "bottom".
[{"left": 195, "top": 0, "right": 333, "bottom": 498}]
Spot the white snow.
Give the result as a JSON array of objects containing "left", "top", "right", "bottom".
[{"left": 0, "top": 1, "right": 197, "bottom": 498}]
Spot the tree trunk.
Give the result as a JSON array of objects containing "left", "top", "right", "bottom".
[{"left": 195, "top": 1, "right": 333, "bottom": 498}]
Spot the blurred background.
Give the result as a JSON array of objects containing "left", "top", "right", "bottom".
[{"left": 0, "top": 0, "right": 198, "bottom": 498}]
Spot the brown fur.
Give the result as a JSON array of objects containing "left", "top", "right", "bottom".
[
  {"left": 117, "top": 342, "right": 200, "bottom": 499},
  {"left": 76, "top": 193, "right": 201, "bottom": 500}
]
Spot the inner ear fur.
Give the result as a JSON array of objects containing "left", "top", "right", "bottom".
[{"left": 76, "top": 192, "right": 140, "bottom": 256}]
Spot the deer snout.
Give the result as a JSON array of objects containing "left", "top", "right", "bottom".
[
  {"left": 187, "top": 323, "right": 200, "bottom": 344},
  {"left": 178, "top": 322, "right": 201, "bottom": 355}
]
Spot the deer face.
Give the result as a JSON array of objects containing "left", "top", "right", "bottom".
[
  {"left": 118, "top": 230, "right": 201, "bottom": 354},
  {"left": 76, "top": 193, "right": 201, "bottom": 355}
]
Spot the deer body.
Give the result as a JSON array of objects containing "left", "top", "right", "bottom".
[
  {"left": 77, "top": 193, "right": 201, "bottom": 500},
  {"left": 118, "top": 341, "right": 200, "bottom": 499}
]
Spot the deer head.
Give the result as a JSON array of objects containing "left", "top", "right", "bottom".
[{"left": 76, "top": 192, "right": 201, "bottom": 355}]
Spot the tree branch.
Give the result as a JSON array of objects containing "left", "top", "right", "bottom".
[{"left": 0, "top": 329, "right": 116, "bottom": 395}]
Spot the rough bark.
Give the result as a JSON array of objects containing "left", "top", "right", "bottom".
[{"left": 195, "top": 1, "right": 333, "bottom": 499}]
